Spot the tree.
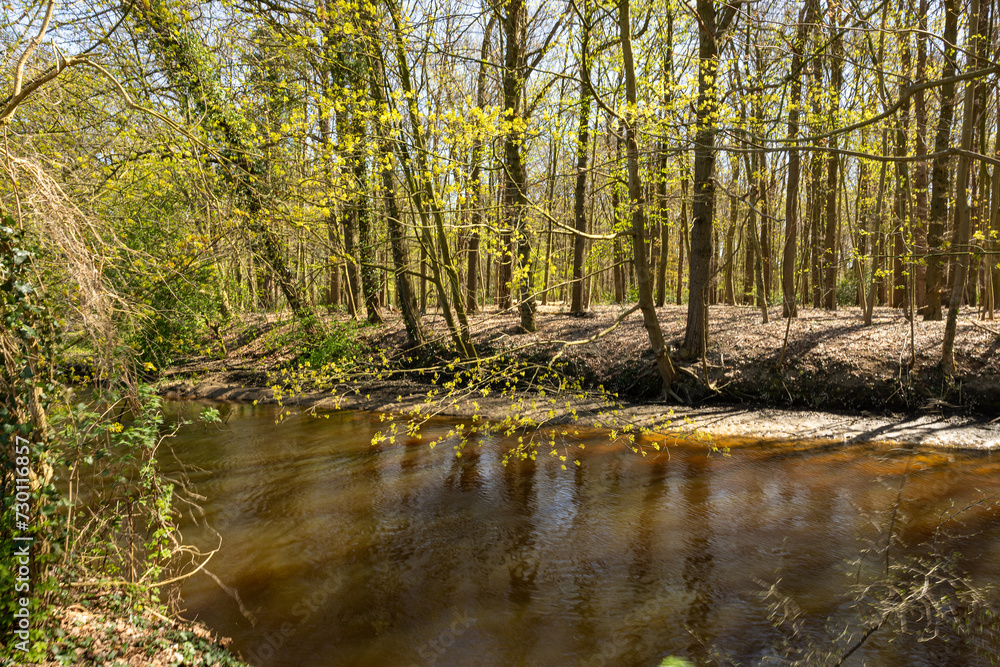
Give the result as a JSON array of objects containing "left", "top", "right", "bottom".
[
  {"left": 618, "top": 0, "right": 678, "bottom": 391},
  {"left": 942, "top": 0, "right": 985, "bottom": 373},
  {"left": 132, "top": 0, "right": 316, "bottom": 331},
  {"left": 781, "top": 0, "right": 818, "bottom": 318},
  {"left": 570, "top": 0, "right": 593, "bottom": 315},
  {"left": 924, "top": 0, "right": 959, "bottom": 321},
  {"left": 681, "top": 0, "right": 742, "bottom": 358},
  {"left": 465, "top": 13, "right": 497, "bottom": 315}
]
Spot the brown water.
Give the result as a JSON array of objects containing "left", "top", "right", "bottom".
[{"left": 163, "top": 401, "right": 1000, "bottom": 666}]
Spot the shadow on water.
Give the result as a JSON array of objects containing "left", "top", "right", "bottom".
[{"left": 162, "top": 402, "right": 1000, "bottom": 667}]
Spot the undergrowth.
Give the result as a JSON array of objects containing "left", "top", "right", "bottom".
[{"left": 1, "top": 223, "right": 245, "bottom": 665}]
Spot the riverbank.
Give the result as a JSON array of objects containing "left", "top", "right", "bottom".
[{"left": 157, "top": 304, "right": 1000, "bottom": 449}]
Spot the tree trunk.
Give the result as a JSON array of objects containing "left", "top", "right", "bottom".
[
  {"left": 723, "top": 156, "right": 739, "bottom": 305},
  {"left": 891, "top": 27, "right": 912, "bottom": 311},
  {"left": 988, "top": 93, "right": 1000, "bottom": 320},
  {"left": 912, "top": 0, "right": 929, "bottom": 309},
  {"left": 571, "top": 0, "right": 592, "bottom": 315},
  {"left": 942, "top": 0, "right": 983, "bottom": 373},
  {"left": 781, "top": 0, "right": 817, "bottom": 318},
  {"left": 337, "top": 107, "right": 361, "bottom": 319},
  {"left": 821, "top": 17, "right": 843, "bottom": 310},
  {"left": 501, "top": 0, "right": 536, "bottom": 332},
  {"left": 865, "top": 131, "right": 890, "bottom": 326},
  {"left": 676, "top": 177, "right": 688, "bottom": 305},
  {"left": 924, "top": 0, "right": 958, "bottom": 320},
  {"left": 365, "top": 46, "right": 424, "bottom": 346},
  {"left": 683, "top": 0, "right": 734, "bottom": 357},
  {"left": 352, "top": 110, "right": 382, "bottom": 325},
  {"left": 466, "top": 15, "right": 495, "bottom": 316},
  {"left": 654, "top": 13, "right": 675, "bottom": 308},
  {"left": 386, "top": 0, "right": 473, "bottom": 356},
  {"left": 319, "top": 115, "right": 341, "bottom": 309},
  {"left": 619, "top": 0, "right": 677, "bottom": 389}
]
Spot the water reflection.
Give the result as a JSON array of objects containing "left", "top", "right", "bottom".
[{"left": 163, "top": 403, "right": 1000, "bottom": 666}]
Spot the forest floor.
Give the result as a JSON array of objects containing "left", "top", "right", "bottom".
[
  {"left": 159, "top": 303, "right": 1000, "bottom": 449},
  {"left": 35, "top": 590, "right": 247, "bottom": 666}
]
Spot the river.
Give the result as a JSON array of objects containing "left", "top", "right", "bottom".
[{"left": 162, "top": 401, "right": 1000, "bottom": 666}]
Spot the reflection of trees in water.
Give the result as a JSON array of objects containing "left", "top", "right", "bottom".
[
  {"left": 680, "top": 452, "right": 715, "bottom": 663},
  {"left": 178, "top": 414, "right": 1000, "bottom": 665},
  {"left": 621, "top": 457, "right": 670, "bottom": 661},
  {"left": 446, "top": 432, "right": 483, "bottom": 493},
  {"left": 566, "top": 458, "right": 604, "bottom": 659},
  {"left": 501, "top": 456, "right": 538, "bottom": 608},
  {"left": 630, "top": 456, "right": 670, "bottom": 584}
]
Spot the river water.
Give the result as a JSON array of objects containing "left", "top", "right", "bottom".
[{"left": 163, "top": 401, "right": 1000, "bottom": 666}]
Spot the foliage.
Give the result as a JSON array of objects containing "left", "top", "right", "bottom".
[
  {"left": 261, "top": 316, "right": 370, "bottom": 369},
  {"left": 0, "top": 219, "right": 62, "bottom": 657},
  {"left": 51, "top": 386, "right": 179, "bottom": 585},
  {"left": 44, "top": 589, "right": 248, "bottom": 666},
  {"left": 0, "top": 230, "right": 231, "bottom": 661},
  {"left": 837, "top": 275, "right": 860, "bottom": 307},
  {"left": 302, "top": 319, "right": 369, "bottom": 368},
  {"left": 111, "top": 219, "right": 233, "bottom": 368},
  {"left": 200, "top": 406, "right": 222, "bottom": 425}
]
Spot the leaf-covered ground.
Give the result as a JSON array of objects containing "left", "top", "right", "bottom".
[
  {"left": 36, "top": 590, "right": 246, "bottom": 667},
  {"left": 165, "top": 303, "right": 1000, "bottom": 414}
]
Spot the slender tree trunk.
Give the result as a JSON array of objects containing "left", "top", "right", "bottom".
[
  {"left": 821, "top": 17, "right": 843, "bottom": 310},
  {"left": 320, "top": 113, "right": 341, "bottom": 309},
  {"left": 808, "top": 54, "right": 824, "bottom": 310},
  {"left": 386, "top": 0, "right": 473, "bottom": 356},
  {"left": 619, "top": 0, "right": 677, "bottom": 388},
  {"left": 782, "top": 0, "right": 817, "bottom": 318},
  {"left": 865, "top": 131, "right": 890, "bottom": 326},
  {"left": 913, "top": 0, "right": 929, "bottom": 309},
  {"left": 654, "top": 13, "right": 675, "bottom": 308},
  {"left": 943, "top": 0, "right": 983, "bottom": 373},
  {"left": 924, "top": 0, "right": 958, "bottom": 320},
  {"left": 724, "top": 156, "right": 739, "bottom": 305},
  {"left": 466, "top": 14, "right": 495, "bottom": 316},
  {"left": 891, "top": 27, "right": 912, "bottom": 311},
  {"left": 748, "top": 191, "right": 769, "bottom": 322},
  {"left": 989, "top": 94, "right": 1000, "bottom": 320},
  {"left": 612, "top": 130, "right": 626, "bottom": 303},
  {"left": 571, "top": 0, "right": 592, "bottom": 314},
  {"left": 365, "top": 48, "right": 424, "bottom": 346},
  {"left": 676, "top": 177, "right": 688, "bottom": 305},
  {"left": 352, "top": 111, "right": 382, "bottom": 325},
  {"left": 500, "top": 0, "right": 536, "bottom": 332},
  {"left": 756, "top": 149, "right": 772, "bottom": 301},
  {"left": 337, "top": 106, "right": 361, "bottom": 319}
]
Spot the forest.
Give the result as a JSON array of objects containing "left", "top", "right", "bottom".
[
  {"left": 3, "top": 0, "right": 1000, "bottom": 664},
  {"left": 2, "top": 0, "right": 998, "bottom": 383}
]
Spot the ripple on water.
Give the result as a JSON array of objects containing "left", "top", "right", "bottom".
[{"left": 162, "top": 402, "right": 1000, "bottom": 667}]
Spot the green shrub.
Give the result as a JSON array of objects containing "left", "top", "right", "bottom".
[
  {"left": 837, "top": 275, "right": 860, "bottom": 306},
  {"left": 304, "top": 320, "right": 367, "bottom": 367}
]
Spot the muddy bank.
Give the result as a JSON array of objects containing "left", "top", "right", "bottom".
[
  {"left": 158, "top": 374, "right": 1000, "bottom": 450},
  {"left": 158, "top": 304, "right": 1000, "bottom": 449}
]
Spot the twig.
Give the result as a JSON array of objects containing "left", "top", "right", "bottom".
[
  {"left": 833, "top": 613, "right": 889, "bottom": 666},
  {"left": 971, "top": 321, "right": 1000, "bottom": 337}
]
